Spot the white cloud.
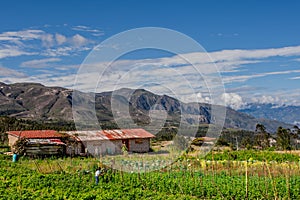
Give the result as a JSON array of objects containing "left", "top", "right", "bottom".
[
  {"left": 0, "top": 29, "right": 44, "bottom": 42},
  {"left": 83, "top": 45, "right": 300, "bottom": 78},
  {"left": 210, "top": 46, "right": 300, "bottom": 62},
  {"left": 0, "top": 28, "right": 94, "bottom": 58},
  {"left": 42, "top": 46, "right": 74, "bottom": 57},
  {"left": 248, "top": 89, "right": 300, "bottom": 106},
  {"left": 71, "top": 34, "right": 89, "bottom": 47},
  {"left": 289, "top": 76, "right": 300, "bottom": 80},
  {"left": 55, "top": 33, "right": 67, "bottom": 45},
  {"left": 194, "top": 93, "right": 211, "bottom": 104},
  {"left": 42, "top": 46, "right": 91, "bottom": 57},
  {"left": 0, "top": 45, "right": 35, "bottom": 59},
  {"left": 54, "top": 64, "right": 80, "bottom": 71},
  {"left": 0, "top": 72, "right": 76, "bottom": 88},
  {"left": 250, "top": 95, "right": 284, "bottom": 105},
  {"left": 221, "top": 93, "right": 245, "bottom": 110},
  {"left": 0, "top": 64, "right": 26, "bottom": 78},
  {"left": 40, "top": 33, "right": 55, "bottom": 47},
  {"left": 71, "top": 25, "right": 104, "bottom": 36},
  {"left": 68, "top": 45, "right": 300, "bottom": 96},
  {"left": 21, "top": 58, "right": 61, "bottom": 68},
  {"left": 222, "top": 69, "right": 300, "bottom": 84},
  {"left": 0, "top": 29, "right": 89, "bottom": 48}
]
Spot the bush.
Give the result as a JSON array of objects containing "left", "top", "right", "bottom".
[{"left": 12, "top": 138, "right": 28, "bottom": 155}]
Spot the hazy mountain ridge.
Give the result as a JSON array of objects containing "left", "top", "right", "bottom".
[
  {"left": 0, "top": 82, "right": 292, "bottom": 132},
  {"left": 239, "top": 103, "right": 300, "bottom": 126}
]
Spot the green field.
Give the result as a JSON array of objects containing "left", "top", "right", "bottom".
[{"left": 1, "top": 150, "right": 300, "bottom": 199}]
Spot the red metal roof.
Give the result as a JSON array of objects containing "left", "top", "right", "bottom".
[
  {"left": 7, "top": 130, "right": 62, "bottom": 139},
  {"left": 100, "top": 128, "right": 155, "bottom": 140}
]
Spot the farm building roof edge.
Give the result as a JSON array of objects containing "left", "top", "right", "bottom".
[
  {"left": 7, "top": 128, "right": 155, "bottom": 142},
  {"left": 66, "top": 128, "right": 155, "bottom": 141},
  {"left": 7, "top": 130, "right": 63, "bottom": 139}
]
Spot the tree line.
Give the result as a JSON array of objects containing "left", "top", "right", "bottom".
[
  {"left": 155, "top": 123, "right": 300, "bottom": 151},
  {"left": 219, "top": 124, "right": 300, "bottom": 150}
]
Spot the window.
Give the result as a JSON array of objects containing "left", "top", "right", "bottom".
[{"left": 135, "top": 139, "right": 143, "bottom": 144}]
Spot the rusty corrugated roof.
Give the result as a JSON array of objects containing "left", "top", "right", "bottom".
[
  {"left": 66, "top": 129, "right": 155, "bottom": 141},
  {"left": 66, "top": 130, "right": 109, "bottom": 141},
  {"left": 100, "top": 128, "right": 155, "bottom": 140},
  {"left": 7, "top": 130, "right": 62, "bottom": 139}
]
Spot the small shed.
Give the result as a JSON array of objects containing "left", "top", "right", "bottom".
[
  {"left": 24, "top": 138, "right": 66, "bottom": 156},
  {"left": 66, "top": 130, "right": 122, "bottom": 156},
  {"left": 100, "top": 129, "right": 155, "bottom": 153},
  {"left": 7, "top": 130, "right": 65, "bottom": 156},
  {"left": 66, "top": 128, "right": 155, "bottom": 156}
]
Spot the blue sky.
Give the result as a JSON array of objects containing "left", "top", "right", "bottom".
[{"left": 1, "top": 0, "right": 300, "bottom": 109}]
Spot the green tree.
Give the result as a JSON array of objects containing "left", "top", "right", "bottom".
[
  {"left": 276, "top": 126, "right": 292, "bottom": 150},
  {"left": 292, "top": 125, "right": 300, "bottom": 149},
  {"left": 241, "top": 136, "right": 253, "bottom": 149},
  {"left": 254, "top": 124, "right": 270, "bottom": 149}
]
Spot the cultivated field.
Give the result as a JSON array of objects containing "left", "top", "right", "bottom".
[{"left": 1, "top": 150, "right": 300, "bottom": 199}]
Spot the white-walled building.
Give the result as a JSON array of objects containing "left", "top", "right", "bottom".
[{"left": 66, "top": 128, "right": 155, "bottom": 156}]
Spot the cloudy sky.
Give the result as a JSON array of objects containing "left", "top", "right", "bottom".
[{"left": 1, "top": 1, "right": 300, "bottom": 109}]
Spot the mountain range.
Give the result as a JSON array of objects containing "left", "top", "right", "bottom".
[
  {"left": 0, "top": 82, "right": 292, "bottom": 132},
  {"left": 239, "top": 103, "right": 300, "bottom": 126}
]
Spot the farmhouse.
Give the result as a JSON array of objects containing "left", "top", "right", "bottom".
[
  {"left": 66, "top": 128, "right": 155, "bottom": 156},
  {"left": 7, "top": 130, "right": 65, "bottom": 156},
  {"left": 6, "top": 128, "right": 155, "bottom": 156}
]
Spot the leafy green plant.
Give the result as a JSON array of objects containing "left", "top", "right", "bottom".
[{"left": 1, "top": 151, "right": 300, "bottom": 199}]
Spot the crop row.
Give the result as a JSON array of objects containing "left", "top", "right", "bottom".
[{"left": 1, "top": 154, "right": 300, "bottom": 199}]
